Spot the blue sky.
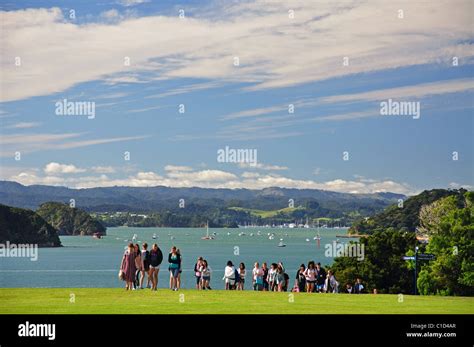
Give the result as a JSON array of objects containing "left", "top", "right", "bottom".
[{"left": 0, "top": 0, "right": 473, "bottom": 194}]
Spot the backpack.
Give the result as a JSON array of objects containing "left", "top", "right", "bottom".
[
  {"left": 150, "top": 248, "right": 163, "bottom": 266},
  {"left": 234, "top": 268, "right": 240, "bottom": 282},
  {"left": 144, "top": 250, "right": 151, "bottom": 264}
]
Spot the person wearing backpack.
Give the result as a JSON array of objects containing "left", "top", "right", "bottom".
[
  {"left": 149, "top": 243, "right": 163, "bottom": 291},
  {"left": 140, "top": 243, "right": 151, "bottom": 289}
]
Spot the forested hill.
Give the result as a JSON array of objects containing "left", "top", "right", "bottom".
[
  {"left": 0, "top": 180, "right": 407, "bottom": 227},
  {"left": 37, "top": 202, "right": 106, "bottom": 236},
  {"left": 349, "top": 189, "right": 468, "bottom": 234},
  {"left": 0, "top": 204, "right": 61, "bottom": 247}
]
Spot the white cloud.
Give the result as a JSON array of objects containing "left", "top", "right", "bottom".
[
  {"left": 0, "top": 132, "right": 148, "bottom": 157},
  {"left": 117, "top": 0, "right": 149, "bottom": 7},
  {"left": 237, "top": 162, "right": 288, "bottom": 171},
  {"left": 2, "top": 1, "right": 472, "bottom": 102},
  {"left": 91, "top": 166, "right": 116, "bottom": 174},
  {"left": 164, "top": 165, "right": 193, "bottom": 172},
  {"left": 6, "top": 122, "right": 42, "bottom": 129},
  {"left": 44, "top": 162, "right": 86, "bottom": 174},
  {"left": 6, "top": 164, "right": 415, "bottom": 194},
  {"left": 319, "top": 78, "right": 474, "bottom": 104}
]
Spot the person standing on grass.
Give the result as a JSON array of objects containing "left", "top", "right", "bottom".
[
  {"left": 295, "top": 264, "right": 306, "bottom": 293},
  {"left": 275, "top": 264, "right": 285, "bottom": 292},
  {"left": 194, "top": 256, "right": 204, "bottom": 290},
  {"left": 168, "top": 246, "right": 181, "bottom": 291},
  {"left": 120, "top": 243, "right": 136, "bottom": 290},
  {"left": 237, "top": 263, "right": 246, "bottom": 290},
  {"left": 262, "top": 262, "right": 269, "bottom": 291},
  {"left": 268, "top": 263, "right": 278, "bottom": 291},
  {"left": 252, "top": 262, "right": 264, "bottom": 291},
  {"left": 200, "top": 259, "right": 212, "bottom": 290},
  {"left": 149, "top": 243, "right": 163, "bottom": 291},
  {"left": 176, "top": 248, "right": 182, "bottom": 290},
  {"left": 133, "top": 244, "right": 142, "bottom": 290},
  {"left": 315, "top": 262, "right": 326, "bottom": 293},
  {"left": 303, "top": 261, "right": 316, "bottom": 293},
  {"left": 354, "top": 278, "right": 364, "bottom": 294},
  {"left": 223, "top": 261, "right": 236, "bottom": 290},
  {"left": 140, "top": 243, "right": 151, "bottom": 289},
  {"left": 324, "top": 270, "right": 339, "bottom": 293}
]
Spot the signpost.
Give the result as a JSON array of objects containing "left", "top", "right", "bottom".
[{"left": 403, "top": 247, "right": 436, "bottom": 295}]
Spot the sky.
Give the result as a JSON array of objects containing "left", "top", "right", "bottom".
[{"left": 0, "top": 0, "right": 473, "bottom": 195}]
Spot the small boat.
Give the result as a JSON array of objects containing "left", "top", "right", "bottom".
[
  {"left": 201, "top": 221, "right": 214, "bottom": 240},
  {"left": 278, "top": 241, "right": 286, "bottom": 247},
  {"left": 249, "top": 233, "right": 254, "bottom": 236},
  {"left": 227, "top": 232, "right": 231, "bottom": 236},
  {"left": 92, "top": 232, "right": 102, "bottom": 239},
  {"left": 152, "top": 233, "right": 157, "bottom": 239},
  {"left": 305, "top": 238, "right": 310, "bottom": 242}
]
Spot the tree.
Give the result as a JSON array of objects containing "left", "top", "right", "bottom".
[
  {"left": 330, "top": 228, "right": 417, "bottom": 294},
  {"left": 417, "top": 192, "right": 474, "bottom": 296}
]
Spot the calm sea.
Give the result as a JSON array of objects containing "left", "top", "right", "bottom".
[{"left": 0, "top": 227, "right": 351, "bottom": 289}]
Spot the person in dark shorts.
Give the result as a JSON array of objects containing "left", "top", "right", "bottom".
[
  {"left": 237, "top": 263, "right": 246, "bottom": 290},
  {"left": 133, "top": 244, "right": 141, "bottom": 289},
  {"left": 315, "top": 262, "right": 326, "bottom": 293},
  {"left": 262, "top": 262, "right": 269, "bottom": 291},
  {"left": 295, "top": 264, "right": 306, "bottom": 292}
]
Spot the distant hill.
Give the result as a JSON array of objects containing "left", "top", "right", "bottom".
[
  {"left": 0, "top": 181, "right": 404, "bottom": 210},
  {"left": 36, "top": 202, "right": 106, "bottom": 236},
  {"left": 349, "top": 188, "right": 467, "bottom": 234},
  {"left": 0, "top": 204, "right": 61, "bottom": 247},
  {"left": 0, "top": 181, "right": 407, "bottom": 227}
]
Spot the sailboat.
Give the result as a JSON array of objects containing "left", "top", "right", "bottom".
[
  {"left": 277, "top": 238, "right": 286, "bottom": 247},
  {"left": 201, "top": 221, "right": 214, "bottom": 240},
  {"left": 315, "top": 220, "right": 321, "bottom": 248}
]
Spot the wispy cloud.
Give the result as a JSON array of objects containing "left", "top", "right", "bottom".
[
  {"left": 319, "top": 78, "right": 474, "bottom": 104},
  {"left": 0, "top": 133, "right": 148, "bottom": 157},
  {"left": 2, "top": 1, "right": 472, "bottom": 102},
  {"left": 6, "top": 122, "right": 42, "bottom": 129}
]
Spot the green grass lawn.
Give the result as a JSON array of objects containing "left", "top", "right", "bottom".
[{"left": 0, "top": 288, "right": 472, "bottom": 314}]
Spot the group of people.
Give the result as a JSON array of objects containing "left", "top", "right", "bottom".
[
  {"left": 119, "top": 243, "right": 365, "bottom": 294},
  {"left": 119, "top": 242, "right": 182, "bottom": 291}
]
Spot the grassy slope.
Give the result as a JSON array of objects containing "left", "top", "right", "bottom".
[
  {"left": 228, "top": 206, "right": 304, "bottom": 218},
  {"left": 0, "top": 289, "right": 472, "bottom": 314}
]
